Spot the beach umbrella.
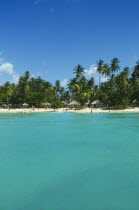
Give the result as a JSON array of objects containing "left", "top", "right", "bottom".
[
  {"left": 91, "top": 100, "right": 104, "bottom": 108},
  {"left": 85, "top": 101, "right": 90, "bottom": 105},
  {"left": 68, "top": 100, "right": 80, "bottom": 106},
  {"left": 41, "top": 102, "right": 51, "bottom": 108},
  {"left": 132, "top": 99, "right": 139, "bottom": 104},
  {"left": 41, "top": 102, "right": 51, "bottom": 106},
  {"left": 84, "top": 101, "right": 90, "bottom": 107},
  {"left": 91, "top": 100, "right": 103, "bottom": 105},
  {"left": 85, "top": 102, "right": 89, "bottom": 105},
  {"left": 23, "top": 103, "right": 29, "bottom": 108},
  {"left": 62, "top": 101, "right": 68, "bottom": 106},
  {"left": 132, "top": 99, "right": 139, "bottom": 107},
  {"left": 1, "top": 104, "right": 7, "bottom": 107}
]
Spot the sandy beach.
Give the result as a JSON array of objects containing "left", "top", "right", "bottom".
[{"left": 0, "top": 107, "right": 139, "bottom": 113}]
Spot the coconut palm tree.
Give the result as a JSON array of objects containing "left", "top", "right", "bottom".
[
  {"left": 2, "top": 82, "right": 13, "bottom": 106},
  {"left": 88, "top": 77, "right": 95, "bottom": 89},
  {"left": 102, "top": 64, "right": 110, "bottom": 82},
  {"left": 18, "top": 71, "right": 31, "bottom": 103},
  {"left": 54, "top": 80, "right": 61, "bottom": 93},
  {"left": 96, "top": 60, "right": 104, "bottom": 87},
  {"left": 110, "top": 58, "right": 120, "bottom": 76},
  {"left": 73, "top": 64, "right": 84, "bottom": 79}
]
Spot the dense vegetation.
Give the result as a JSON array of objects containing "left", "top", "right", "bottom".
[{"left": 0, "top": 58, "right": 139, "bottom": 109}]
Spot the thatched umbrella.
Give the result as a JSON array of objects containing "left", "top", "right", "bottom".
[
  {"left": 68, "top": 100, "right": 80, "bottom": 107},
  {"left": 41, "top": 102, "right": 51, "bottom": 108},
  {"left": 23, "top": 103, "right": 29, "bottom": 108},
  {"left": 84, "top": 101, "right": 90, "bottom": 108},
  {"left": 62, "top": 101, "right": 68, "bottom": 107},
  {"left": 62, "top": 101, "right": 68, "bottom": 105},
  {"left": 1, "top": 104, "right": 7, "bottom": 108},
  {"left": 132, "top": 99, "right": 139, "bottom": 104},
  {"left": 132, "top": 99, "right": 139, "bottom": 107},
  {"left": 45, "top": 102, "right": 51, "bottom": 106},
  {"left": 91, "top": 100, "right": 103, "bottom": 108}
]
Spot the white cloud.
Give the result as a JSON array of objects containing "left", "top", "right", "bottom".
[
  {"left": 84, "top": 65, "right": 97, "bottom": 77},
  {"left": 10, "top": 74, "right": 19, "bottom": 84},
  {"left": 0, "top": 63, "right": 14, "bottom": 75},
  {"left": 0, "top": 62, "right": 19, "bottom": 84},
  {"left": 61, "top": 79, "right": 68, "bottom": 87},
  {"left": 84, "top": 65, "right": 105, "bottom": 85}
]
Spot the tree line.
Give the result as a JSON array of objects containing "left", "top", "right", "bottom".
[{"left": 0, "top": 58, "right": 139, "bottom": 109}]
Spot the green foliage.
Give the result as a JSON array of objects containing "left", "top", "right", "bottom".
[
  {"left": 110, "top": 58, "right": 120, "bottom": 75},
  {"left": 51, "top": 100, "right": 63, "bottom": 108},
  {"left": 0, "top": 58, "right": 139, "bottom": 110}
]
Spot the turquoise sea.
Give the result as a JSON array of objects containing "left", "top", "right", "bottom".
[{"left": 0, "top": 112, "right": 139, "bottom": 210}]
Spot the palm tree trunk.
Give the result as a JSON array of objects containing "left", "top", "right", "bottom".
[{"left": 7, "top": 96, "right": 9, "bottom": 107}]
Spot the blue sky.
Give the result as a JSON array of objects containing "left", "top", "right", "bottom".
[{"left": 0, "top": 0, "right": 139, "bottom": 85}]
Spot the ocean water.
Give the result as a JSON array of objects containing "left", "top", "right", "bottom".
[{"left": 0, "top": 112, "right": 139, "bottom": 210}]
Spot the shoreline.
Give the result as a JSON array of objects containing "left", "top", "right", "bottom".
[{"left": 0, "top": 107, "right": 139, "bottom": 114}]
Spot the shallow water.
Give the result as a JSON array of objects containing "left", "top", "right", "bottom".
[{"left": 0, "top": 112, "right": 139, "bottom": 210}]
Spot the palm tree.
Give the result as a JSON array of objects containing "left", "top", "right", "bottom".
[
  {"left": 96, "top": 60, "right": 104, "bottom": 87},
  {"left": 68, "top": 78, "right": 77, "bottom": 94},
  {"left": 23, "top": 71, "right": 30, "bottom": 103},
  {"left": 88, "top": 77, "right": 95, "bottom": 89},
  {"left": 24, "top": 71, "right": 30, "bottom": 81},
  {"left": 55, "top": 80, "right": 61, "bottom": 93},
  {"left": 79, "top": 75, "right": 87, "bottom": 90},
  {"left": 110, "top": 58, "right": 120, "bottom": 76},
  {"left": 61, "top": 91, "right": 70, "bottom": 102},
  {"left": 18, "top": 71, "right": 31, "bottom": 103},
  {"left": 115, "top": 67, "right": 129, "bottom": 107},
  {"left": 73, "top": 64, "right": 84, "bottom": 79},
  {"left": 102, "top": 64, "right": 110, "bottom": 82},
  {"left": 2, "top": 82, "right": 13, "bottom": 106}
]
